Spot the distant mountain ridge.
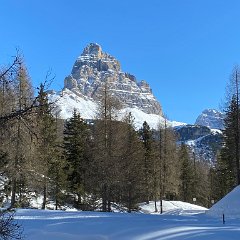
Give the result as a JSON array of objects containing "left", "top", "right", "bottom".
[
  {"left": 174, "top": 125, "right": 223, "bottom": 163},
  {"left": 195, "top": 109, "right": 225, "bottom": 130}
]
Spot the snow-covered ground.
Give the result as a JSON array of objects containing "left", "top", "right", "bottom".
[
  {"left": 13, "top": 201, "right": 240, "bottom": 240},
  {"left": 139, "top": 200, "right": 207, "bottom": 215}
]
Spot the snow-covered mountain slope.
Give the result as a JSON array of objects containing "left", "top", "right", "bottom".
[
  {"left": 174, "top": 125, "right": 223, "bottom": 163},
  {"left": 49, "top": 88, "right": 185, "bottom": 129},
  {"left": 195, "top": 109, "right": 225, "bottom": 130}
]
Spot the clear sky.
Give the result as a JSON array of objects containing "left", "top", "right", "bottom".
[{"left": 1, "top": 0, "right": 240, "bottom": 124}]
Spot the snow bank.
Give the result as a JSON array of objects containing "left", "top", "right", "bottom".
[{"left": 207, "top": 186, "right": 240, "bottom": 219}]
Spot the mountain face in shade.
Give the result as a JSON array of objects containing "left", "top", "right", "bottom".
[
  {"left": 64, "top": 43, "right": 163, "bottom": 115},
  {"left": 195, "top": 109, "right": 225, "bottom": 130}
]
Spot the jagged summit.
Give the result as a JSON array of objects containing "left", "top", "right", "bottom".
[
  {"left": 195, "top": 109, "right": 225, "bottom": 130},
  {"left": 82, "top": 43, "right": 102, "bottom": 57},
  {"left": 64, "top": 43, "right": 163, "bottom": 115}
]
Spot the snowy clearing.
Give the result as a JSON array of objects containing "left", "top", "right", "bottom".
[{"left": 13, "top": 201, "right": 240, "bottom": 240}]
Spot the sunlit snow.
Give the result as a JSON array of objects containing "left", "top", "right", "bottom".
[
  {"left": 48, "top": 89, "right": 185, "bottom": 129},
  {"left": 14, "top": 200, "right": 240, "bottom": 240}
]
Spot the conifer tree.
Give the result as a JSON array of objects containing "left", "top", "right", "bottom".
[
  {"left": 63, "top": 109, "right": 90, "bottom": 209},
  {"left": 139, "top": 121, "right": 154, "bottom": 203},
  {"left": 219, "top": 96, "right": 239, "bottom": 191},
  {"left": 49, "top": 115, "right": 67, "bottom": 210},
  {"left": 34, "top": 83, "right": 58, "bottom": 209},
  {"left": 157, "top": 120, "right": 179, "bottom": 212},
  {"left": 221, "top": 66, "right": 240, "bottom": 188},
  {"left": 118, "top": 113, "right": 144, "bottom": 212},
  {"left": 93, "top": 81, "right": 121, "bottom": 211},
  {"left": 8, "top": 64, "right": 34, "bottom": 208},
  {"left": 179, "top": 144, "right": 195, "bottom": 203}
]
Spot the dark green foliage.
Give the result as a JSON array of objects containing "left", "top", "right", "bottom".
[
  {"left": 209, "top": 67, "right": 240, "bottom": 202},
  {"left": 139, "top": 121, "right": 154, "bottom": 203},
  {"left": 0, "top": 210, "right": 23, "bottom": 240},
  {"left": 35, "top": 83, "right": 65, "bottom": 209},
  {"left": 63, "top": 109, "right": 90, "bottom": 209},
  {"left": 216, "top": 96, "right": 240, "bottom": 196},
  {"left": 179, "top": 144, "right": 195, "bottom": 203}
]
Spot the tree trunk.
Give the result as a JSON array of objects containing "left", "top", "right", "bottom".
[
  {"left": 42, "top": 179, "right": 47, "bottom": 209},
  {"left": 10, "top": 178, "right": 16, "bottom": 208},
  {"left": 102, "top": 183, "right": 107, "bottom": 212}
]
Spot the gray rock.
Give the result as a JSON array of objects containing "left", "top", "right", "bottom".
[
  {"left": 195, "top": 109, "right": 225, "bottom": 130},
  {"left": 64, "top": 43, "right": 163, "bottom": 115}
]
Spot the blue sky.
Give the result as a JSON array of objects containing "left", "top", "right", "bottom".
[{"left": 1, "top": 0, "right": 240, "bottom": 123}]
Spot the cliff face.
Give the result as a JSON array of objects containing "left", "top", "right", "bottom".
[
  {"left": 64, "top": 43, "right": 163, "bottom": 115},
  {"left": 195, "top": 109, "right": 225, "bottom": 130}
]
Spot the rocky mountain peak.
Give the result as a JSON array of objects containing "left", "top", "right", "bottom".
[
  {"left": 64, "top": 43, "right": 163, "bottom": 115},
  {"left": 195, "top": 109, "right": 225, "bottom": 130},
  {"left": 82, "top": 43, "right": 103, "bottom": 58}
]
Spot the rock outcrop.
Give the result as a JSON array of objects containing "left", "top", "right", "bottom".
[
  {"left": 195, "top": 109, "right": 225, "bottom": 130},
  {"left": 64, "top": 43, "right": 163, "bottom": 115}
]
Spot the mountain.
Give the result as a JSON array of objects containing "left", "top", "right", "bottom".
[
  {"left": 64, "top": 43, "right": 162, "bottom": 115},
  {"left": 49, "top": 43, "right": 184, "bottom": 129},
  {"left": 195, "top": 109, "right": 225, "bottom": 130},
  {"left": 48, "top": 44, "right": 223, "bottom": 163},
  {"left": 174, "top": 125, "right": 223, "bottom": 164}
]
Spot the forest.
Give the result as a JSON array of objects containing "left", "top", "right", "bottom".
[{"left": 0, "top": 54, "right": 239, "bottom": 213}]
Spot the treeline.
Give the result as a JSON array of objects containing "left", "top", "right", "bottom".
[
  {"left": 210, "top": 66, "right": 240, "bottom": 202},
  {"left": 0, "top": 56, "right": 215, "bottom": 212}
]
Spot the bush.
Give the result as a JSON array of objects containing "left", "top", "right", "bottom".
[{"left": 0, "top": 210, "right": 23, "bottom": 240}]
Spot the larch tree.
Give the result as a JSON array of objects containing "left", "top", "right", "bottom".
[
  {"left": 118, "top": 113, "right": 144, "bottom": 212},
  {"left": 93, "top": 80, "right": 121, "bottom": 212},
  {"left": 8, "top": 64, "right": 34, "bottom": 208},
  {"left": 157, "top": 119, "right": 179, "bottom": 213}
]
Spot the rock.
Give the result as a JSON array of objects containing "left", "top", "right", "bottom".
[
  {"left": 63, "top": 43, "right": 163, "bottom": 115},
  {"left": 64, "top": 75, "right": 78, "bottom": 89},
  {"left": 195, "top": 109, "right": 225, "bottom": 130}
]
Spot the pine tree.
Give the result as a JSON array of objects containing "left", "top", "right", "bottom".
[
  {"left": 49, "top": 115, "right": 67, "bottom": 210},
  {"left": 179, "top": 143, "right": 195, "bottom": 203},
  {"left": 63, "top": 109, "right": 90, "bottom": 209},
  {"left": 139, "top": 121, "right": 154, "bottom": 204},
  {"left": 208, "top": 67, "right": 240, "bottom": 200},
  {"left": 34, "top": 83, "right": 59, "bottom": 209},
  {"left": 220, "top": 96, "right": 239, "bottom": 191}
]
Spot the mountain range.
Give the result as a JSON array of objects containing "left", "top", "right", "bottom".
[{"left": 48, "top": 43, "right": 224, "bottom": 163}]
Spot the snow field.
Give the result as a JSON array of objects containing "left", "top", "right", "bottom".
[
  {"left": 12, "top": 200, "right": 240, "bottom": 240},
  {"left": 15, "top": 208, "right": 240, "bottom": 240}
]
